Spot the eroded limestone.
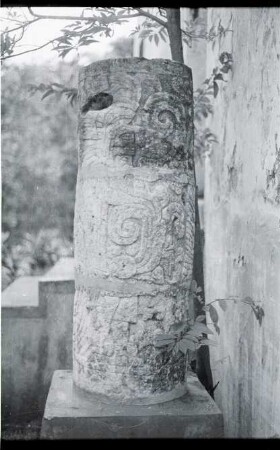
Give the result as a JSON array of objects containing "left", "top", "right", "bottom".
[{"left": 73, "top": 58, "right": 195, "bottom": 403}]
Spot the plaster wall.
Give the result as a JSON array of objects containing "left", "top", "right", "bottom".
[{"left": 205, "top": 7, "right": 280, "bottom": 438}]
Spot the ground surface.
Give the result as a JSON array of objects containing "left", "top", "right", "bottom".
[{"left": 2, "top": 418, "right": 41, "bottom": 440}]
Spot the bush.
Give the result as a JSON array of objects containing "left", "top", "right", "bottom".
[{"left": 2, "top": 229, "right": 73, "bottom": 289}]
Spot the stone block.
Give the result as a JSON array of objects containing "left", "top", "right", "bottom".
[
  {"left": 2, "top": 259, "right": 75, "bottom": 425},
  {"left": 41, "top": 370, "right": 223, "bottom": 439}
]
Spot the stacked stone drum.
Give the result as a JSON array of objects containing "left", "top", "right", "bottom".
[{"left": 73, "top": 58, "right": 195, "bottom": 404}]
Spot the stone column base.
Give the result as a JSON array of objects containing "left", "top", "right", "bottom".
[{"left": 40, "top": 370, "right": 223, "bottom": 439}]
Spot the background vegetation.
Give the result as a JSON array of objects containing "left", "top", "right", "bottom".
[
  {"left": 1, "top": 61, "right": 77, "bottom": 288},
  {"left": 1, "top": 38, "right": 134, "bottom": 290}
]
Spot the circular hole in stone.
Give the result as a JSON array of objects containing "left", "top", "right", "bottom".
[{"left": 81, "top": 92, "right": 113, "bottom": 114}]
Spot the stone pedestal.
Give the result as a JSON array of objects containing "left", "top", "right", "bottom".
[{"left": 40, "top": 370, "right": 223, "bottom": 439}]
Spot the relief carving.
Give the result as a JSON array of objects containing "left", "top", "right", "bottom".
[
  {"left": 106, "top": 194, "right": 189, "bottom": 285},
  {"left": 107, "top": 202, "right": 164, "bottom": 279},
  {"left": 74, "top": 58, "right": 195, "bottom": 403}
]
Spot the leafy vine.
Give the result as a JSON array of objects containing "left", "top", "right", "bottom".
[{"left": 154, "top": 279, "right": 265, "bottom": 357}]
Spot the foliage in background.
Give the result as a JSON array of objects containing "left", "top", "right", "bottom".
[
  {"left": 1, "top": 7, "right": 233, "bottom": 166},
  {"left": 1, "top": 37, "right": 133, "bottom": 290},
  {"left": 25, "top": 36, "right": 134, "bottom": 106},
  {"left": 154, "top": 280, "right": 217, "bottom": 361},
  {"left": 2, "top": 62, "right": 78, "bottom": 237},
  {"left": 193, "top": 51, "right": 233, "bottom": 162},
  {"left": 0, "top": 7, "right": 232, "bottom": 62},
  {"left": 104, "top": 36, "right": 134, "bottom": 58},
  {"left": 25, "top": 49, "right": 233, "bottom": 165},
  {"left": 2, "top": 229, "right": 73, "bottom": 290},
  {"left": 1, "top": 7, "right": 232, "bottom": 290},
  {"left": 1, "top": 62, "right": 78, "bottom": 288}
]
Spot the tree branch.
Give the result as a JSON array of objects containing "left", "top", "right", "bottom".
[
  {"left": 1, "top": 16, "right": 26, "bottom": 24},
  {"left": 1, "top": 37, "right": 58, "bottom": 61},
  {"left": 26, "top": 7, "right": 227, "bottom": 45},
  {"left": 166, "top": 8, "right": 184, "bottom": 63},
  {"left": 2, "top": 18, "right": 40, "bottom": 34},
  {"left": 134, "top": 8, "right": 168, "bottom": 28},
  {"left": 28, "top": 7, "right": 142, "bottom": 22}
]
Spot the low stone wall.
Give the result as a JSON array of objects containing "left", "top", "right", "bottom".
[{"left": 1, "top": 258, "right": 75, "bottom": 426}]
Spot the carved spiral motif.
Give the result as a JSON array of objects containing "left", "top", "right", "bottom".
[
  {"left": 107, "top": 203, "right": 164, "bottom": 279},
  {"left": 157, "top": 109, "right": 176, "bottom": 131},
  {"left": 110, "top": 214, "right": 141, "bottom": 246},
  {"left": 144, "top": 92, "right": 186, "bottom": 138}
]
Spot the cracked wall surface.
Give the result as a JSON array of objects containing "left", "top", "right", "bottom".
[
  {"left": 73, "top": 58, "right": 195, "bottom": 403},
  {"left": 205, "top": 8, "right": 280, "bottom": 438}
]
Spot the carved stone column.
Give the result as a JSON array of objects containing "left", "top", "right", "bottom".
[{"left": 73, "top": 58, "right": 195, "bottom": 404}]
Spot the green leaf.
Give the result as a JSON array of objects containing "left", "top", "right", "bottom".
[
  {"left": 258, "top": 307, "right": 265, "bottom": 325},
  {"left": 213, "top": 81, "right": 219, "bottom": 98},
  {"left": 182, "top": 335, "right": 199, "bottom": 343},
  {"left": 89, "top": 25, "right": 108, "bottom": 34},
  {"left": 185, "top": 329, "right": 203, "bottom": 338},
  {"left": 178, "top": 341, "right": 187, "bottom": 354},
  {"left": 170, "top": 321, "right": 187, "bottom": 333},
  {"left": 154, "top": 34, "right": 159, "bottom": 46},
  {"left": 203, "top": 78, "right": 211, "bottom": 85},
  {"left": 214, "top": 73, "right": 224, "bottom": 81},
  {"left": 202, "top": 97, "right": 211, "bottom": 104},
  {"left": 199, "top": 338, "right": 217, "bottom": 347},
  {"left": 139, "top": 29, "right": 151, "bottom": 39},
  {"left": 242, "top": 296, "right": 254, "bottom": 305},
  {"left": 214, "top": 323, "right": 220, "bottom": 335},
  {"left": 70, "top": 93, "right": 77, "bottom": 107},
  {"left": 80, "top": 39, "right": 99, "bottom": 45},
  {"left": 195, "top": 315, "right": 205, "bottom": 322},
  {"left": 252, "top": 305, "right": 265, "bottom": 326},
  {"left": 167, "top": 342, "right": 175, "bottom": 352},
  {"left": 220, "top": 65, "right": 230, "bottom": 73},
  {"left": 180, "top": 339, "right": 197, "bottom": 351},
  {"left": 192, "top": 322, "right": 214, "bottom": 335},
  {"left": 159, "top": 30, "right": 166, "bottom": 42},
  {"left": 155, "top": 333, "right": 175, "bottom": 341},
  {"left": 41, "top": 89, "right": 55, "bottom": 100},
  {"left": 51, "top": 83, "right": 65, "bottom": 89},
  {"left": 154, "top": 339, "right": 174, "bottom": 348},
  {"left": 209, "top": 304, "right": 219, "bottom": 324},
  {"left": 173, "top": 342, "right": 180, "bottom": 353},
  {"left": 218, "top": 299, "right": 228, "bottom": 311},
  {"left": 59, "top": 48, "right": 73, "bottom": 58}
]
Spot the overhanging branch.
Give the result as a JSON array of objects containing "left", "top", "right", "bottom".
[
  {"left": 1, "top": 37, "right": 58, "bottom": 61},
  {"left": 28, "top": 7, "right": 143, "bottom": 22},
  {"left": 2, "top": 18, "right": 40, "bottom": 34},
  {"left": 134, "top": 8, "right": 168, "bottom": 28}
]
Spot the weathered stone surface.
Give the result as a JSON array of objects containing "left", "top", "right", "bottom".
[
  {"left": 41, "top": 370, "right": 223, "bottom": 439},
  {"left": 73, "top": 58, "right": 195, "bottom": 402}
]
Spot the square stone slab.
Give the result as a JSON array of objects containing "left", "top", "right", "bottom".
[{"left": 41, "top": 370, "right": 223, "bottom": 439}]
